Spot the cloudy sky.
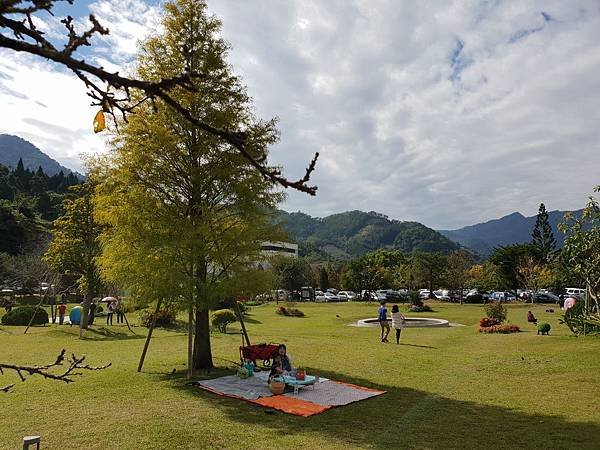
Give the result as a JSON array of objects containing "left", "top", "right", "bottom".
[{"left": 1, "top": 0, "right": 599, "bottom": 229}]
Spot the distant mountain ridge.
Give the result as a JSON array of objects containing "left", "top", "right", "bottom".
[
  {"left": 275, "top": 210, "right": 460, "bottom": 260},
  {"left": 0, "top": 134, "right": 83, "bottom": 178},
  {"left": 438, "top": 209, "right": 581, "bottom": 256}
]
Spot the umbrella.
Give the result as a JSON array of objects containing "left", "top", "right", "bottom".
[{"left": 101, "top": 296, "right": 118, "bottom": 303}]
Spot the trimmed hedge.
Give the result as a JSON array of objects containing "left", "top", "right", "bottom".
[{"left": 1, "top": 306, "right": 48, "bottom": 326}]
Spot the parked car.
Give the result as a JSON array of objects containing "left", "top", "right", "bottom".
[
  {"left": 433, "top": 290, "right": 450, "bottom": 301},
  {"left": 465, "top": 289, "right": 489, "bottom": 303},
  {"left": 565, "top": 287, "right": 586, "bottom": 297},
  {"left": 338, "top": 290, "right": 357, "bottom": 301},
  {"left": 534, "top": 292, "right": 560, "bottom": 303},
  {"left": 490, "top": 291, "right": 516, "bottom": 302},
  {"left": 324, "top": 292, "right": 339, "bottom": 302},
  {"left": 315, "top": 292, "right": 327, "bottom": 302}
]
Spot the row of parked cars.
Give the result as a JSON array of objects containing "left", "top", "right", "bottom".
[{"left": 273, "top": 287, "right": 586, "bottom": 303}]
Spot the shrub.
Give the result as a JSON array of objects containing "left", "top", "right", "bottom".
[
  {"left": 276, "top": 306, "right": 305, "bottom": 317},
  {"left": 15, "top": 295, "right": 41, "bottom": 306},
  {"left": 484, "top": 301, "right": 507, "bottom": 323},
  {"left": 409, "top": 291, "right": 423, "bottom": 306},
  {"left": 537, "top": 322, "right": 551, "bottom": 335},
  {"left": 1, "top": 306, "right": 48, "bottom": 326},
  {"left": 140, "top": 307, "right": 177, "bottom": 328},
  {"left": 479, "top": 317, "right": 500, "bottom": 328},
  {"left": 409, "top": 304, "right": 432, "bottom": 312},
  {"left": 479, "top": 324, "right": 520, "bottom": 334},
  {"left": 560, "top": 301, "right": 600, "bottom": 335},
  {"left": 211, "top": 309, "right": 238, "bottom": 333}
]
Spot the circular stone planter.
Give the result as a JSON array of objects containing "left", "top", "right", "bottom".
[{"left": 356, "top": 317, "right": 449, "bottom": 328}]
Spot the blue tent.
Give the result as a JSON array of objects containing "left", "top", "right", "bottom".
[{"left": 69, "top": 305, "right": 82, "bottom": 325}]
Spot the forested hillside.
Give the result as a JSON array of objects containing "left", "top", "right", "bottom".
[
  {"left": 0, "top": 161, "right": 80, "bottom": 255},
  {"left": 275, "top": 210, "right": 460, "bottom": 260}
]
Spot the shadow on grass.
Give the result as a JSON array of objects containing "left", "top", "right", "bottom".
[
  {"left": 399, "top": 343, "right": 436, "bottom": 349},
  {"left": 241, "top": 315, "right": 262, "bottom": 324},
  {"left": 81, "top": 326, "right": 146, "bottom": 341},
  {"left": 167, "top": 367, "right": 599, "bottom": 449}
]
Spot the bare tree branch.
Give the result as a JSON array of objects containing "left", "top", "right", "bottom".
[
  {"left": 0, "top": 349, "right": 111, "bottom": 392},
  {"left": 0, "top": 0, "right": 318, "bottom": 194}
]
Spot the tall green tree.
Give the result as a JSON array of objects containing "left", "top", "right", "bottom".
[
  {"left": 489, "top": 244, "right": 538, "bottom": 298},
  {"left": 43, "top": 182, "right": 102, "bottom": 334},
  {"left": 410, "top": 252, "right": 448, "bottom": 297},
  {"left": 271, "top": 256, "right": 310, "bottom": 292},
  {"left": 444, "top": 250, "right": 474, "bottom": 304},
  {"left": 93, "top": 0, "right": 282, "bottom": 372},
  {"left": 532, "top": 203, "right": 557, "bottom": 261}
]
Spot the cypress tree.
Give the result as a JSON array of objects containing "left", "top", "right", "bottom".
[{"left": 531, "top": 203, "right": 556, "bottom": 261}]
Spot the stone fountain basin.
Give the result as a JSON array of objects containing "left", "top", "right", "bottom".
[{"left": 356, "top": 317, "right": 449, "bottom": 328}]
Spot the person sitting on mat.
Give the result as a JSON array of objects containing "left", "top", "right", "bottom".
[
  {"left": 527, "top": 310, "right": 537, "bottom": 324},
  {"left": 268, "top": 345, "right": 293, "bottom": 382}
]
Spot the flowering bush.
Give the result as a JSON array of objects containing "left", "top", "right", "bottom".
[
  {"left": 479, "top": 317, "right": 500, "bottom": 328},
  {"left": 484, "top": 301, "right": 507, "bottom": 323},
  {"left": 479, "top": 324, "right": 520, "bottom": 334},
  {"left": 276, "top": 306, "right": 304, "bottom": 317}
]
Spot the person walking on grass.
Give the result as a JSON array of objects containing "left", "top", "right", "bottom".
[
  {"left": 378, "top": 301, "right": 390, "bottom": 343},
  {"left": 58, "top": 301, "right": 67, "bottom": 325},
  {"left": 116, "top": 297, "right": 124, "bottom": 324},
  {"left": 106, "top": 300, "right": 115, "bottom": 325},
  {"left": 391, "top": 304, "right": 406, "bottom": 344}
]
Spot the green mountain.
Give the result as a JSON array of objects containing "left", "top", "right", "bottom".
[
  {"left": 0, "top": 134, "right": 83, "bottom": 178},
  {"left": 275, "top": 210, "right": 460, "bottom": 260}
]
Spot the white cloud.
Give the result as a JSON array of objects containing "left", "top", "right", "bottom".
[{"left": 1, "top": 0, "right": 599, "bottom": 229}]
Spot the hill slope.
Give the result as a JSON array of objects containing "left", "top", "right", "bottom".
[
  {"left": 276, "top": 210, "right": 460, "bottom": 260},
  {"left": 0, "top": 134, "right": 82, "bottom": 177},
  {"left": 438, "top": 209, "right": 580, "bottom": 256}
]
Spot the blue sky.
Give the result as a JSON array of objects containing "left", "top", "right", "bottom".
[{"left": 1, "top": 0, "right": 600, "bottom": 229}]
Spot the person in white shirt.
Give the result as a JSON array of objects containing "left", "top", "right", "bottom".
[{"left": 390, "top": 304, "right": 406, "bottom": 344}]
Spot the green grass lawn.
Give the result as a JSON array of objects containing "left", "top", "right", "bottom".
[{"left": 1, "top": 301, "right": 599, "bottom": 449}]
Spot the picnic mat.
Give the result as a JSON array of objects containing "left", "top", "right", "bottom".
[{"left": 192, "top": 372, "right": 385, "bottom": 417}]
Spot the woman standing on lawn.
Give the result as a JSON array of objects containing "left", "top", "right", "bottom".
[{"left": 391, "top": 304, "right": 406, "bottom": 344}]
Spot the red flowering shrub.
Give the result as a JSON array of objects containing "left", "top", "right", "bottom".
[
  {"left": 276, "top": 306, "right": 304, "bottom": 317},
  {"left": 479, "top": 324, "right": 520, "bottom": 334},
  {"left": 479, "top": 317, "right": 500, "bottom": 328}
]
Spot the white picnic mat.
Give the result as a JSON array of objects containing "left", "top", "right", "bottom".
[{"left": 285, "top": 380, "right": 384, "bottom": 406}]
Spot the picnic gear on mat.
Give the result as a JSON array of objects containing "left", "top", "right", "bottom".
[
  {"left": 275, "top": 374, "right": 316, "bottom": 395},
  {"left": 268, "top": 379, "right": 286, "bottom": 395},
  {"left": 192, "top": 371, "right": 385, "bottom": 417},
  {"left": 240, "top": 343, "right": 280, "bottom": 368}
]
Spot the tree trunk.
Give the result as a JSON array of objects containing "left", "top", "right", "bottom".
[
  {"left": 187, "top": 305, "right": 193, "bottom": 379},
  {"left": 192, "top": 307, "right": 213, "bottom": 370}
]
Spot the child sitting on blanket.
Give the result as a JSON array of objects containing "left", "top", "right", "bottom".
[{"left": 268, "top": 345, "right": 294, "bottom": 383}]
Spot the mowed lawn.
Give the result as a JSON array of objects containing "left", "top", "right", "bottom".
[{"left": 1, "top": 302, "right": 599, "bottom": 449}]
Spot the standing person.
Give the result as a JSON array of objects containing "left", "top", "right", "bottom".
[
  {"left": 57, "top": 301, "right": 67, "bottom": 325},
  {"left": 116, "top": 298, "right": 124, "bottom": 324},
  {"left": 88, "top": 300, "right": 97, "bottom": 325},
  {"left": 391, "top": 304, "right": 406, "bottom": 344},
  {"left": 378, "top": 301, "right": 390, "bottom": 343},
  {"left": 106, "top": 301, "right": 115, "bottom": 325}
]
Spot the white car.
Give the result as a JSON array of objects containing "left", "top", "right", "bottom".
[
  {"left": 338, "top": 290, "right": 357, "bottom": 301},
  {"left": 324, "top": 292, "right": 339, "bottom": 302}
]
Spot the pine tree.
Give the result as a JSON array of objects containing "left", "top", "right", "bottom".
[{"left": 531, "top": 203, "right": 557, "bottom": 261}]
